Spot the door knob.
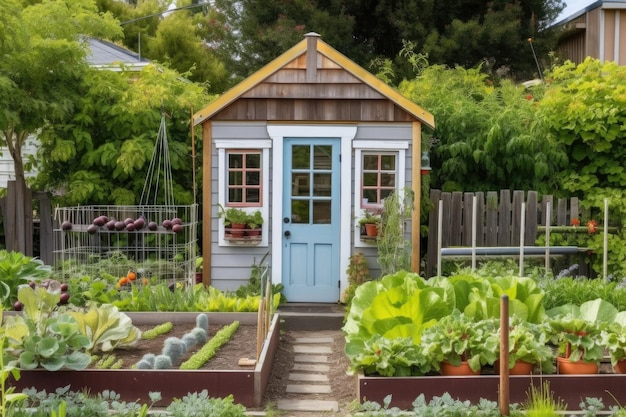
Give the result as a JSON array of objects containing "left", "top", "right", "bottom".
[{"left": 284, "top": 230, "right": 291, "bottom": 238}]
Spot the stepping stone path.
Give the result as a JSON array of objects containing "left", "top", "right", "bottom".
[{"left": 276, "top": 336, "right": 339, "bottom": 413}]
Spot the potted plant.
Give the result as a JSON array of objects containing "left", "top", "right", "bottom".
[
  {"left": 246, "top": 211, "right": 264, "bottom": 237},
  {"left": 547, "top": 298, "right": 616, "bottom": 374},
  {"left": 601, "top": 317, "right": 626, "bottom": 373},
  {"left": 420, "top": 310, "right": 498, "bottom": 375},
  {"left": 358, "top": 208, "right": 382, "bottom": 237},
  {"left": 491, "top": 318, "right": 555, "bottom": 375},
  {"left": 218, "top": 205, "right": 249, "bottom": 238}
]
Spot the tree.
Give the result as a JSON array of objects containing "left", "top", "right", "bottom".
[
  {"left": 0, "top": 0, "right": 122, "bottom": 251},
  {"left": 34, "top": 64, "right": 211, "bottom": 206},
  {"left": 398, "top": 62, "right": 567, "bottom": 193}
]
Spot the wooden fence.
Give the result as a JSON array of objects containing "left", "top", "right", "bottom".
[
  {"left": 425, "top": 189, "right": 592, "bottom": 278},
  {"left": 0, "top": 181, "right": 53, "bottom": 263}
]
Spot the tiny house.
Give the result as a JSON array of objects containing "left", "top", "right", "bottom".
[{"left": 193, "top": 33, "right": 434, "bottom": 303}]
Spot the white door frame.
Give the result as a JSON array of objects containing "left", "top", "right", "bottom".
[{"left": 267, "top": 124, "right": 357, "bottom": 302}]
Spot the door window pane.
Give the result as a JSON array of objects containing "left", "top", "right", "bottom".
[
  {"left": 292, "top": 146, "right": 310, "bottom": 169},
  {"left": 313, "top": 173, "right": 331, "bottom": 196},
  {"left": 313, "top": 201, "right": 331, "bottom": 224},
  {"left": 291, "top": 200, "right": 309, "bottom": 224},
  {"left": 313, "top": 145, "right": 332, "bottom": 169}
]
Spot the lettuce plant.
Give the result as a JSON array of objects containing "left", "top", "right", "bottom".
[
  {"left": 3, "top": 287, "right": 91, "bottom": 371},
  {"left": 67, "top": 303, "right": 141, "bottom": 353},
  {"left": 0, "top": 250, "right": 52, "bottom": 308}
]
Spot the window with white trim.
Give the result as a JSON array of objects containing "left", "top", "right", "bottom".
[
  {"left": 226, "top": 150, "right": 262, "bottom": 206},
  {"left": 361, "top": 153, "right": 397, "bottom": 208},
  {"left": 215, "top": 139, "right": 271, "bottom": 247},
  {"left": 353, "top": 140, "right": 408, "bottom": 246}
]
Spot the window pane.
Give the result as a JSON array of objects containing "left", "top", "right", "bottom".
[
  {"left": 292, "top": 146, "right": 310, "bottom": 169},
  {"left": 292, "top": 200, "right": 309, "bottom": 224},
  {"left": 363, "top": 189, "right": 377, "bottom": 203},
  {"left": 229, "top": 171, "right": 242, "bottom": 185},
  {"left": 313, "top": 173, "right": 331, "bottom": 196},
  {"left": 229, "top": 188, "right": 243, "bottom": 202},
  {"left": 363, "top": 155, "right": 378, "bottom": 170},
  {"left": 381, "top": 173, "right": 396, "bottom": 187},
  {"left": 246, "top": 172, "right": 260, "bottom": 185},
  {"left": 314, "top": 145, "right": 332, "bottom": 169},
  {"left": 246, "top": 189, "right": 260, "bottom": 203},
  {"left": 381, "top": 189, "right": 394, "bottom": 200},
  {"left": 247, "top": 153, "right": 261, "bottom": 168},
  {"left": 229, "top": 154, "right": 243, "bottom": 168},
  {"left": 313, "top": 201, "right": 331, "bottom": 224},
  {"left": 381, "top": 155, "right": 396, "bottom": 170},
  {"left": 292, "top": 173, "right": 309, "bottom": 196},
  {"left": 363, "top": 173, "right": 378, "bottom": 186}
]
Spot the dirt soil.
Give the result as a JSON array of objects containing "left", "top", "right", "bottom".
[{"left": 100, "top": 322, "right": 358, "bottom": 415}]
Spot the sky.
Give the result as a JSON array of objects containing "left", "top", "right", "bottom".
[{"left": 557, "top": 0, "right": 594, "bottom": 21}]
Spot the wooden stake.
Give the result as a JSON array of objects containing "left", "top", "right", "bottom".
[
  {"left": 499, "top": 295, "right": 510, "bottom": 416},
  {"left": 256, "top": 298, "right": 264, "bottom": 360}
]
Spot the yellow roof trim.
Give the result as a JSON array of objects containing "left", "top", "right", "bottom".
[{"left": 193, "top": 37, "right": 434, "bottom": 129}]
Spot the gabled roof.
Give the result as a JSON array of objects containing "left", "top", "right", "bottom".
[
  {"left": 86, "top": 37, "right": 150, "bottom": 71},
  {"left": 193, "top": 33, "right": 434, "bottom": 129}
]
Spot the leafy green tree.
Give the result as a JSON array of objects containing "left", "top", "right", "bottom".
[
  {"left": 399, "top": 63, "right": 567, "bottom": 193},
  {"left": 34, "top": 64, "right": 211, "bottom": 206},
  {"left": 0, "top": 0, "right": 121, "bottom": 251}
]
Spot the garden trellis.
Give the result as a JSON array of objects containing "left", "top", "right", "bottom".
[{"left": 53, "top": 112, "right": 198, "bottom": 285}]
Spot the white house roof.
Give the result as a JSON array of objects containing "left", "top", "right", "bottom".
[
  {"left": 555, "top": 0, "right": 626, "bottom": 25},
  {"left": 85, "top": 37, "right": 150, "bottom": 71}
]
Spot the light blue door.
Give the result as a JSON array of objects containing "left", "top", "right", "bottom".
[{"left": 282, "top": 138, "right": 341, "bottom": 302}]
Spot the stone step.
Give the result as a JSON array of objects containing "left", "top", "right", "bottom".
[
  {"left": 294, "top": 345, "right": 333, "bottom": 354},
  {"left": 292, "top": 363, "right": 331, "bottom": 372},
  {"left": 289, "top": 372, "right": 329, "bottom": 382},
  {"left": 294, "top": 337, "right": 334, "bottom": 344},
  {"left": 294, "top": 354, "right": 328, "bottom": 363},
  {"left": 286, "top": 384, "right": 332, "bottom": 394},
  {"left": 276, "top": 399, "right": 339, "bottom": 412}
]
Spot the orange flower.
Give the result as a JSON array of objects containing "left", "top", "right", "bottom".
[
  {"left": 570, "top": 218, "right": 580, "bottom": 227},
  {"left": 587, "top": 220, "right": 598, "bottom": 234}
]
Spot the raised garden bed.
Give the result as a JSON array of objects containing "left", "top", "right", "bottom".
[
  {"left": 358, "top": 371, "right": 626, "bottom": 410},
  {"left": 9, "top": 312, "right": 281, "bottom": 408}
]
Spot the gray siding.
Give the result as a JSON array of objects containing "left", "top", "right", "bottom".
[{"left": 209, "top": 122, "right": 272, "bottom": 290}]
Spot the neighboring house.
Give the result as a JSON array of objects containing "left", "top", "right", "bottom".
[
  {"left": 554, "top": 0, "right": 626, "bottom": 65},
  {"left": 193, "top": 33, "right": 434, "bottom": 303},
  {"left": 0, "top": 38, "right": 149, "bottom": 188}
]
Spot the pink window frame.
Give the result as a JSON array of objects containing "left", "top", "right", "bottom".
[
  {"left": 226, "top": 149, "right": 262, "bottom": 207},
  {"left": 361, "top": 152, "right": 397, "bottom": 209}
]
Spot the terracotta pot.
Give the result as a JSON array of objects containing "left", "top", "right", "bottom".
[
  {"left": 364, "top": 223, "right": 378, "bottom": 237},
  {"left": 247, "top": 229, "right": 261, "bottom": 237},
  {"left": 440, "top": 361, "right": 480, "bottom": 376},
  {"left": 556, "top": 356, "right": 598, "bottom": 374},
  {"left": 494, "top": 359, "right": 534, "bottom": 375},
  {"left": 614, "top": 359, "right": 626, "bottom": 374},
  {"left": 229, "top": 223, "right": 246, "bottom": 238}
]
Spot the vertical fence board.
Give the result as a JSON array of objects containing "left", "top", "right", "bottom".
[
  {"left": 498, "top": 190, "right": 512, "bottom": 246},
  {"left": 570, "top": 198, "right": 579, "bottom": 224},
  {"left": 557, "top": 198, "right": 568, "bottom": 226},
  {"left": 541, "top": 195, "right": 554, "bottom": 226},
  {"left": 485, "top": 192, "right": 499, "bottom": 247},
  {"left": 462, "top": 192, "right": 474, "bottom": 246},
  {"left": 475, "top": 192, "right": 485, "bottom": 246},
  {"left": 511, "top": 191, "right": 524, "bottom": 246},
  {"left": 441, "top": 193, "right": 452, "bottom": 248},
  {"left": 426, "top": 189, "right": 442, "bottom": 277},
  {"left": 526, "top": 191, "right": 538, "bottom": 245},
  {"left": 449, "top": 192, "right": 463, "bottom": 246}
]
